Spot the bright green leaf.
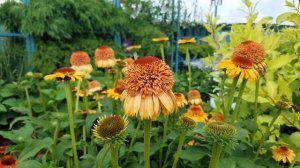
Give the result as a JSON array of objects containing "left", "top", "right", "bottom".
[
  {"left": 17, "top": 160, "right": 42, "bottom": 168},
  {"left": 19, "top": 137, "right": 52, "bottom": 161}
]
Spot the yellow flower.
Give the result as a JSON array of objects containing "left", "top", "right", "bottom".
[
  {"left": 272, "top": 146, "right": 296, "bottom": 164},
  {"left": 44, "top": 67, "right": 84, "bottom": 81},
  {"left": 126, "top": 45, "right": 141, "bottom": 52},
  {"left": 174, "top": 92, "right": 188, "bottom": 108},
  {"left": 184, "top": 105, "right": 208, "bottom": 122},
  {"left": 104, "top": 79, "right": 126, "bottom": 100},
  {"left": 188, "top": 90, "right": 203, "bottom": 105},
  {"left": 80, "top": 109, "right": 97, "bottom": 115},
  {"left": 152, "top": 37, "right": 169, "bottom": 42},
  {"left": 121, "top": 56, "right": 177, "bottom": 120},
  {"left": 178, "top": 37, "right": 196, "bottom": 44},
  {"left": 218, "top": 58, "right": 259, "bottom": 80},
  {"left": 95, "top": 45, "right": 116, "bottom": 68}
]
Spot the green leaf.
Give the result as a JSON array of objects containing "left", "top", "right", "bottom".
[
  {"left": 131, "top": 142, "right": 144, "bottom": 152},
  {"left": 179, "top": 147, "right": 208, "bottom": 161},
  {"left": 277, "top": 12, "right": 300, "bottom": 27},
  {"left": 0, "top": 104, "right": 7, "bottom": 112},
  {"left": 267, "top": 54, "right": 294, "bottom": 70},
  {"left": 219, "top": 158, "right": 236, "bottom": 168},
  {"left": 17, "top": 160, "right": 42, "bottom": 168},
  {"left": 2, "top": 98, "right": 18, "bottom": 107},
  {"left": 19, "top": 137, "right": 52, "bottom": 161},
  {"left": 0, "top": 84, "right": 18, "bottom": 97},
  {"left": 285, "top": 0, "right": 294, "bottom": 7},
  {"left": 290, "top": 132, "right": 300, "bottom": 148}
]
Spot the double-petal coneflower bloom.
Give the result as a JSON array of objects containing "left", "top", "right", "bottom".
[
  {"left": 174, "top": 92, "right": 188, "bottom": 108},
  {"left": 184, "top": 105, "right": 208, "bottom": 123},
  {"left": 121, "top": 56, "right": 177, "bottom": 120},
  {"left": 0, "top": 155, "right": 16, "bottom": 168},
  {"left": 188, "top": 89, "right": 203, "bottom": 105},
  {"left": 219, "top": 41, "right": 266, "bottom": 80},
  {"left": 95, "top": 46, "right": 116, "bottom": 68},
  {"left": 272, "top": 146, "right": 295, "bottom": 165},
  {"left": 70, "top": 51, "right": 93, "bottom": 77}
]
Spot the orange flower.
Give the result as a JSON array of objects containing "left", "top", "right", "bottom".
[
  {"left": 152, "top": 37, "right": 169, "bottom": 42},
  {"left": 184, "top": 105, "right": 208, "bottom": 122},
  {"left": 209, "top": 112, "right": 224, "bottom": 122},
  {"left": 174, "top": 92, "right": 188, "bottom": 108},
  {"left": 0, "top": 146, "right": 6, "bottom": 155},
  {"left": 44, "top": 67, "right": 85, "bottom": 81},
  {"left": 121, "top": 56, "right": 177, "bottom": 120},
  {"left": 0, "top": 155, "right": 16, "bottom": 168},
  {"left": 272, "top": 146, "right": 296, "bottom": 164},
  {"left": 123, "top": 58, "right": 135, "bottom": 66},
  {"left": 70, "top": 51, "right": 93, "bottom": 76},
  {"left": 188, "top": 90, "right": 203, "bottom": 105},
  {"left": 95, "top": 46, "right": 116, "bottom": 68},
  {"left": 233, "top": 41, "right": 266, "bottom": 75},
  {"left": 88, "top": 80, "right": 102, "bottom": 93},
  {"left": 178, "top": 37, "right": 196, "bottom": 44}
]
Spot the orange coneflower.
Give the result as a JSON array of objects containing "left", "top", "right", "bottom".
[
  {"left": 122, "top": 57, "right": 135, "bottom": 74},
  {"left": 232, "top": 41, "right": 266, "bottom": 75},
  {"left": 0, "top": 155, "right": 16, "bottom": 168},
  {"left": 121, "top": 56, "right": 177, "bottom": 120},
  {"left": 218, "top": 41, "right": 265, "bottom": 80},
  {"left": 184, "top": 105, "right": 208, "bottom": 122},
  {"left": 44, "top": 67, "right": 85, "bottom": 81},
  {"left": 104, "top": 79, "right": 126, "bottom": 100},
  {"left": 70, "top": 51, "right": 93, "bottom": 77},
  {"left": 152, "top": 37, "right": 169, "bottom": 42},
  {"left": 95, "top": 46, "right": 116, "bottom": 68},
  {"left": 188, "top": 90, "right": 203, "bottom": 105},
  {"left": 88, "top": 80, "right": 102, "bottom": 93},
  {"left": 209, "top": 112, "right": 224, "bottom": 122},
  {"left": 272, "top": 146, "right": 296, "bottom": 165},
  {"left": 174, "top": 92, "right": 188, "bottom": 108},
  {"left": 178, "top": 37, "right": 196, "bottom": 44}
]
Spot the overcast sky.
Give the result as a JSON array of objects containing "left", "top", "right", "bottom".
[
  {"left": 180, "top": 0, "right": 291, "bottom": 23},
  {"left": 0, "top": 0, "right": 292, "bottom": 23}
]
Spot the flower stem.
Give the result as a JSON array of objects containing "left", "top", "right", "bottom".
[
  {"left": 124, "top": 120, "right": 141, "bottom": 165},
  {"left": 253, "top": 109, "right": 282, "bottom": 161},
  {"left": 24, "top": 87, "right": 33, "bottom": 117},
  {"left": 110, "top": 143, "right": 119, "bottom": 168},
  {"left": 172, "top": 131, "right": 187, "bottom": 168},
  {"left": 144, "top": 120, "right": 152, "bottom": 168},
  {"left": 82, "top": 125, "right": 87, "bottom": 156},
  {"left": 64, "top": 81, "right": 79, "bottom": 168},
  {"left": 231, "top": 79, "right": 248, "bottom": 123},
  {"left": 160, "top": 44, "right": 165, "bottom": 62},
  {"left": 133, "top": 52, "right": 138, "bottom": 60},
  {"left": 209, "top": 143, "right": 223, "bottom": 168},
  {"left": 224, "top": 77, "right": 239, "bottom": 122},
  {"left": 219, "top": 71, "right": 226, "bottom": 112},
  {"left": 159, "top": 117, "right": 169, "bottom": 168},
  {"left": 51, "top": 120, "right": 60, "bottom": 167},
  {"left": 186, "top": 48, "right": 192, "bottom": 89},
  {"left": 254, "top": 79, "right": 260, "bottom": 124},
  {"left": 75, "top": 81, "right": 81, "bottom": 113}
]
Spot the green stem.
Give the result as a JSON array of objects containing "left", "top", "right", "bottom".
[
  {"left": 75, "top": 81, "right": 81, "bottom": 113},
  {"left": 253, "top": 109, "right": 282, "bottom": 161},
  {"left": 64, "top": 81, "right": 79, "bottom": 168},
  {"left": 172, "top": 131, "right": 187, "bottom": 168},
  {"left": 36, "top": 81, "right": 47, "bottom": 114},
  {"left": 110, "top": 143, "right": 119, "bottom": 168},
  {"left": 186, "top": 48, "right": 192, "bottom": 89},
  {"left": 209, "top": 143, "right": 223, "bottom": 168},
  {"left": 98, "top": 146, "right": 110, "bottom": 168},
  {"left": 51, "top": 120, "right": 60, "bottom": 167},
  {"left": 24, "top": 87, "right": 33, "bottom": 117},
  {"left": 159, "top": 117, "right": 169, "bottom": 168},
  {"left": 219, "top": 71, "right": 226, "bottom": 112},
  {"left": 82, "top": 125, "right": 87, "bottom": 156},
  {"left": 224, "top": 77, "right": 239, "bottom": 122},
  {"left": 133, "top": 52, "right": 138, "bottom": 60},
  {"left": 82, "top": 80, "right": 89, "bottom": 111},
  {"left": 254, "top": 79, "right": 260, "bottom": 124},
  {"left": 160, "top": 44, "right": 165, "bottom": 62},
  {"left": 231, "top": 79, "right": 248, "bottom": 123},
  {"left": 97, "top": 101, "right": 102, "bottom": 113},
  {"left": 124, "top": 120, "right": 141, "bottom": 165},
  {"left": 144, "top": 120, "right": 152, "bottom": 168}
]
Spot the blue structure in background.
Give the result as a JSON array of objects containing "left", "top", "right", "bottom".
[
  {"left": 113, "top": 0, "right": 122, "bottom": 48},
  {"left": 0, "top": 0, "right": 35, "bottom": 63}
]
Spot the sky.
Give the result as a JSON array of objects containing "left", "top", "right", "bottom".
[
  {"left": 180, "top": 0, "right": 291, "bottom": 23},
  {"left": 0, "top": 0, "right": 293, "bottom": 23}
]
